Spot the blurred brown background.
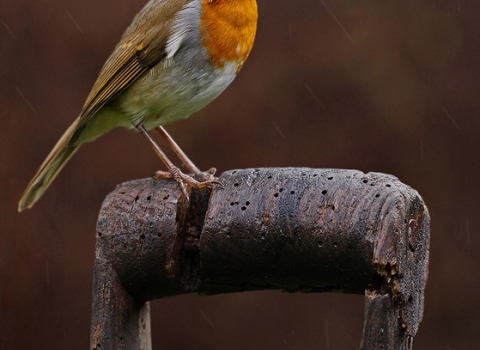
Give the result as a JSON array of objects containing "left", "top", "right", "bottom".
[{"left": 1, "top": 0, "right": 479, "bottom": 349}]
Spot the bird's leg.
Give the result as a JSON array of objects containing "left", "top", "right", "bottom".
[
  {"left": 137, "top": 125, "right": 214, "bottom": 200},
  {"left": 156, "top": 126, "right": 217, "bottom": 181},
  {"left": 156, "top": 126, "right": 201, "bottom": 173}
]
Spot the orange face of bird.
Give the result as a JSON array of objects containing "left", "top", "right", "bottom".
[{"left": 200, "top": 0, "right": 258, "bottom": 71}]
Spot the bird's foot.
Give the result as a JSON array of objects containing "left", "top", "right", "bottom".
[{"left": 154, "top": 166, "right": 222, "bottom": 200}]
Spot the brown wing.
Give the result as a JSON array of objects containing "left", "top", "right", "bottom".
[
  {"left": 76, "top": 25, "right": 169, "bottom": 132},
  {"left": 75, "top": 0, "right": 193, "bottom": 131}
]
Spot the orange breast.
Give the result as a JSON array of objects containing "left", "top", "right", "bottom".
[{"left": 200, "top": 0, "right": 258, "bottom": 70}]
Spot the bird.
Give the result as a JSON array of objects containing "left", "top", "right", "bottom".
[{"left": 18, "top": 0, "right": 258, "bottom": 211}]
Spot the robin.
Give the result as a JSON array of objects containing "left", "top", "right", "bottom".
[{"left": 18, "top": 0, "right": 258, "bottom": 211}]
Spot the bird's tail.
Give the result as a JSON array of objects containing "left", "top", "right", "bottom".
[{"left": 18, "top": 119, "right": 81, "bottom": 212}]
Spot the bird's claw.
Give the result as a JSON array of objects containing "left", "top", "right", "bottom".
[{"left": 153, "top": 166, "right": 222, "bottom": 200}]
